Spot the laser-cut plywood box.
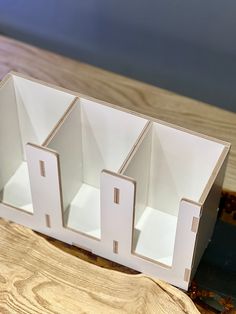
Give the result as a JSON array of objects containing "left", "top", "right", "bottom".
[{"left": 0, "top": 72, "right": 230, "bottom": 290}]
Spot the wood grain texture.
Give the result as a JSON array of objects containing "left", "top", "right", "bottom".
[
  {"left": 0, "top": 35, "right": 233, "bottom": 313},
  {"left": 0, "top": 219, "right": 199, "bottom": 314},
  {"left": 0, "top": 35, "right": 235, "bottom": 192}
]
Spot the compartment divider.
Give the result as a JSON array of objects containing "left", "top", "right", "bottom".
[
  {"left": 45, "top": 98, "right": 83, "bottom": 214},
  {"left": 119, "top": 121, "right": 152, "bottom": 174},
  {"left": 43, "top": 97, "right": 78, "bottom": 147}
]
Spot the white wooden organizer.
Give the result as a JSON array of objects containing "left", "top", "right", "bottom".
[{"left": 0, "top": 72, "right": 230, "bottom": 290}]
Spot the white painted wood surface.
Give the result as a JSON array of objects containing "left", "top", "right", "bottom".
[
  {"left": 79, "top": 97, "right": 148, "bottom": 187},
  {"left": 2, "top": 162, "right": 33, "bottom": 213},
  {"left": 0, "top": 72, "right": 230, "bottom": 290},
  {"left": 13, "top": 75, "right": 75, "bottom": 151},
  {"left": 25, "top": 143, "right": 64, "bottom": 239},
  {"left": 0, "top": 76, "right": 23, "bottom": 194},
  {"left": 46, "top": 100, "right": 83, "bottom": 213},
  {"left": 99, "top": 170, "right": 136, "bottom": 261}
]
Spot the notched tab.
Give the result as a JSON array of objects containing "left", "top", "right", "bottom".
[
  {"left": 114, "top": 188, "right": 120, "bottom": 204},
  {"left": 184, "top": 268, "right": 190, "bottom": 282},
  {"left": 39, "top": 160, "right": 46, "bottom": 177},
  {"left": 113, "top": 240, "right": 119, "bottom": 254},
  {"left": 191, "top": 217, "right": 199, "bottom": 233},
  {"left": 45, "top": 214, "right": 51, "bottom": 228}
]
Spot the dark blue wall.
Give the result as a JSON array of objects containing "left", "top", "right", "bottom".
[{"left": 0, "top": 0, "right": 236, "bottom": 112}]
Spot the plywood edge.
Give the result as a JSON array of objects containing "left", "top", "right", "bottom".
[
  {"left": 0, "top": 201, "right": 34, "bottom": 216},
  {"left": 8, "top": 72, "right": 231, "bottom": 148},
  {"left": 26, "top": 142, "right": 59, "bottom": 157},
  {"left": 79, "top": 94, "right": 231, "bottom": 147},
  {"left": 65, "top": 225, "right": 101, "bottom": 242},
  {"left": 131, "top": 251, "right": 172, "bottom": 270},
  {"left": 199, "top": 146, "right": 230, "bottom": 204},
  {"left": 180, "top": 198, "right": 202, "bottom": 208},
  {"left": 151, "top": 120, "right": 231, "bottom": 148},
  {"left": 101, "top": 169, "right": 137, "bottom": 186},
  {"left": 42, "top": 97, "right": 79, "bottom": 147},
  {"left": 118, "top": 121, "right": 152, "bottom": 174},
  {"left": 8, "top": 71, "right": 78, "bottom": 97},
  {"left": 52, "top": 145, "right": 65, "bottom": 233}
]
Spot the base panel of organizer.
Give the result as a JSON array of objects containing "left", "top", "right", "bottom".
[
  {"left": 66, "top": 183, "right": 101, "bottom": 239},
  {"left": 134, "top": 206, "right": 177, "bottom": 266},
  {"left": 1, "top": 161, "right": 33, "bottom": 213}
]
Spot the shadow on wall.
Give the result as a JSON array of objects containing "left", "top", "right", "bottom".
[{"left": 0, "top": 0, "right": 235, "bottom": 112}]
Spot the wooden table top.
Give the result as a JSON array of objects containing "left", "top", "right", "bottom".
[
  {"left": 0, "top": 219, "right": 200, "bottom": 314},
  {"left": 0, "top": 35, "right": 235, "bottom": 313},
  {"left": 0, "top": 35, "right": 235, "bottom": 193}
]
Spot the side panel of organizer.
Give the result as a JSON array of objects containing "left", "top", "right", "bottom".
[{"left": 0, "top": 73, "right": 76, "bottom": 227}]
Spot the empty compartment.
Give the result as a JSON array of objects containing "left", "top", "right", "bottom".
[
  {"left": 0, "top": 74, "right": 75, "bottom": 212},
  {"left": 47, "top": 98, "right": 148, "bottom": 239},
  {"left": 123, "top": 122, "right": 225, "bottom": 267}
]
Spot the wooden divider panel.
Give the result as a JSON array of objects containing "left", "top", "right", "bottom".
[
  {"left": 98, "top": 170, "right": 135, "bottom": 261},
  {"left": 25, "top": 143, "right": 64, "bottom": 236}
]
